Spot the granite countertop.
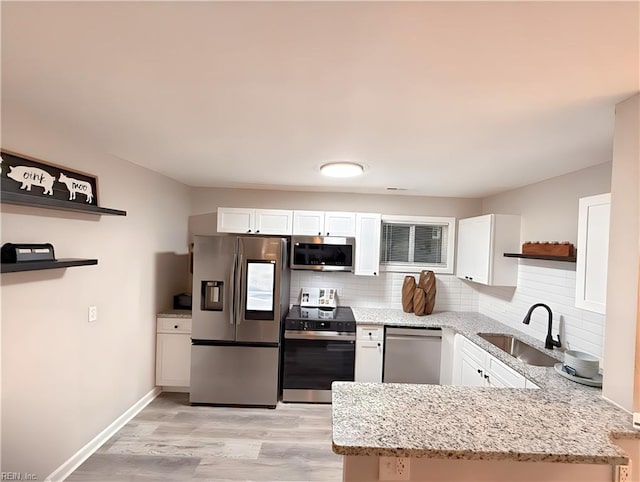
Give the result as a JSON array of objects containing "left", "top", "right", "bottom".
[
  {"left": 157, "top": 309, "right": 192, "bottom": 318},
  {"left": 333, "top": 308, "right": 639, "bottom": 465}
]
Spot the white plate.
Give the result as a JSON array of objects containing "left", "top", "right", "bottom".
[{"left": 554, "top": 363, "right": 602, "bottom": 388}]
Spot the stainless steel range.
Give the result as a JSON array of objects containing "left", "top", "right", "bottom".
[{"left": 281, "top": 305, "right": 356, "bottom": 403}]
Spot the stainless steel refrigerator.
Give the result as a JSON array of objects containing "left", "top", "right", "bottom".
[{"left": 190, "top": 235, "right": 290, "bottom": 407}]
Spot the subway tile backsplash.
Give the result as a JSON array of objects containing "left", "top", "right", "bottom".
[
  {"left": 289, "top": 271, "right": 478, "bottom": 312},
  {"left": 475, "top": 260, "right": 605, "bottom": 360},
  {"left": 290, "top": 258, "right": 605, "bottom": 360}
]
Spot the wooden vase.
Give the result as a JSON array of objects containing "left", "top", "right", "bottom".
[
  {"left": 401, "top": 276, "right": 416, "bottom": 313},
  {"left": 418, "top": 270, "right": 437, "bottom": 315},
  {"left": 413, "top": 287, "right": 427, "bottom": 316}
]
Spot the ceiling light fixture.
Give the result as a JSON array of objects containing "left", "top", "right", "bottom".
[{"left": 320, "top": 162, "right": 364, "bottom": 178}]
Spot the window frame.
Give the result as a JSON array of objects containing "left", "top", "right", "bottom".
[{"left": 380, "top": 215, "right": 456, "bottom": 274}]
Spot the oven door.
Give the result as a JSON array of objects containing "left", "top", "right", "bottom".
[{"left": 282, "top": 330, "right": 355, "bottom": 403}]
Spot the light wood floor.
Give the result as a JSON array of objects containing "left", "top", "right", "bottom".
[{"left": 67, "top": 392, "right": 343, "bottom": 481}]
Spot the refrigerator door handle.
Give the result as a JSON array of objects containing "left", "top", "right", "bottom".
[
  {"left": 230, "top": 252, "right": 237, "bottom": 325},
  {"left": 236, "top": 252, "right": 244, "bottom": 326}
]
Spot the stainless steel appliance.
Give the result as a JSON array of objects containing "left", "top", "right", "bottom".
[
  {"left": 383, "top": 327, "right": 442, "bottom": 384},
  {"left": 190, "top": 235, "right": 290, "bottom": 408},
  {"left": 290, "top": 236, "right": 355, "bottom": 271},
  {"left": 282, "top": 305, "right": 356, "bottom": 403}
]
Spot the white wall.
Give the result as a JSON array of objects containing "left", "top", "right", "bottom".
[
  {"left": 602, "top": 94, "right": 639, "bottom": 412},
  {"left": 476, "top": 162, "right": 612, "bottom": 358},
  {"left": 1, "top": 116, "right": 192, "bottom": 478}
]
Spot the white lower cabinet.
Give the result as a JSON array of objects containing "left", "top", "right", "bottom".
[
  {"left": 355, "top": 325, "right": 384, "bottom": 382},
  {"left": 453, "top": 334, "right": 530, "bottom": 389},
  {"left": 156, "top": 316, "right": 192, "bottom": 388}
]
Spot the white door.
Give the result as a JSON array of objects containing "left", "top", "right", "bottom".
[
  {"left": 355, "top": 340, "right": 384, "bottom": 382},
  {"left": 456, "top": 215, "right": 492, "bottom": 284},
  {"left": 575, "top": 193, "right": 611, "bottom": 314},
  {"left": 459, "top": 355, "right": 486, "bottom": 387},
  {"left": 156, "top": 333, "right": 191, "bottom": 387},
  {"left": 217, "top": 207, "right": 255, "bottom": 234},
  {"left": 292, "top": 210, "right": 325, "bottom": 235},
  {"left": 355, "top": 213, "right": 381, "bottom": 276},
  {"left": 254, "top": 209, "right": 293, "bottom": 235},
  {"left": 324, "top": 211, "right": 357, "bottom": 237}
]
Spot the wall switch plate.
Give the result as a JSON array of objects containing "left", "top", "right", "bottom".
[{"left": 88, "top": 305, "right": 98, "bottom": 322}]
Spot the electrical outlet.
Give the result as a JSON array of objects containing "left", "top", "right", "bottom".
[
  {"left": 615, "top": 464, "right": 630, "bottom": 482},
  {"left": 395, "top": 457, "right": 410, "bottom": 480},
  {"left": 88, "top": 305, "right": 98, "bottom": 322},
  {"left": 378, "top": 457, "right": 410, "bottom": 481}
]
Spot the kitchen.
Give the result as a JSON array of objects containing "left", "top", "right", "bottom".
[{"left": 1, "top": 1, "right": 639, "bottom": 481}]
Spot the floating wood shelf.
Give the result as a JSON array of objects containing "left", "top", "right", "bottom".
[
  {"left": 1, "top": 191, "right": 126, "bottom": 216},
  {"left": 1, "top": 258, "right": 98, "bottom": 273},
  {"left": 503, "top": 253, "right": 577, "bottom": 263}
]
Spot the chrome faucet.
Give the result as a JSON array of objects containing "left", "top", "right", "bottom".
[{"left": 522, "top": 303, "right": 561, "bottom": 350}]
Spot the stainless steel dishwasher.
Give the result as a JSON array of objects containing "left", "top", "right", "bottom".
[{"left": 383, "top": 327, "right": 442, "bottom": 384}]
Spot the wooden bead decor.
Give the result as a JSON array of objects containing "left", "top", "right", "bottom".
[{"left": 401, "top": 276, "right": 416, "bottom": 313}]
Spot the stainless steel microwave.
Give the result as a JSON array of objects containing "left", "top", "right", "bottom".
[{"left": 290, "top": 236, "right": 355, "bottom": 271}]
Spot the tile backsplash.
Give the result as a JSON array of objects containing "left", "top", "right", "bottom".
[
  {"left": 289, "top": 271, "right": 477, "bottom": 312},
  {"left": 475, "top": 260, "right": 605, "bottom": 360},
  {"left": 290, "top": 259, "right": 606, "bottom": 360}
]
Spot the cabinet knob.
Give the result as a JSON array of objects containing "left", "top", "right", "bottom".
[
  {"left": 326, "top": 232, "right": 330, "bottom": 236},
  {"left": 174, "top": 325, "right": 178, "bottom": 329},
  {"left": 377, "top": 343, "right": 381, "bottom": 347},
  {"left": 484, "top": 374, "right": 490, "bottom": 380},
  {"left": 256, "top": 230, "right": 260, "bottom": 233},
  {"left": 247, "top": 229, "right": 252, "bottom": 233},
  {"left": 374, "top": 272, "right": 377, "bottom": 276},
  {"left": 318, "top": 232, "right": 322, "bottom": 235},
  {"left": 477, "top": 369, "right": 483, "bottom": 375}
]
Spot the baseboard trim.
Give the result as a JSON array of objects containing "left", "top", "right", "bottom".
[{"left": 46, "top": 387, "right": 162, "bottom": 482}]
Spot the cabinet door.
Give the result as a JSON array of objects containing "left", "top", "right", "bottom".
[
  {"left": 355, "top": 340, "right": 384, "bottom": 382},
  {"left": 254, "top": 209, "right": 293, "bottom": 235},
  {"left": 292, "top": 210, "right": 325, "bottom": 235},
  {"left": 354, "top": 213, "right": 381, "bottom": 276},
  {"left": 217, "top": 207, "right": 254, "bottom": 234},
  {"left": 456, "top": 215, "right": 492, "bottom": 284},
  {"left": 324, "top": 212, "right": 357, "bottom": 237},
  {"left": 575, "top": 193, "right": 611, "bottom": 314},
  {"left": 156, "top": 333, "right": 191, "bottom": 387},
  {"left": 459, "top": 355, "right": 486, "bottom": 387}
]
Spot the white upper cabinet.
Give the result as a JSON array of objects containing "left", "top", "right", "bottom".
[
  {"left": 575, "top": 193, "right": 611, "bottom": 314},
  {"left": 355, "top": 213, "right": 381, "bottom": 276},
  {"left": 217, "top": 207, "right": 293, "bottom": 235},
  {"left": 324, "top": 211, "right": 356, "bottom": 237},
  {"left": 292, "top": 210, "right": 325, "bottom": 235},
  {"left": 456, "top": 214, "right": 520, "bottom": 286},
  {"left": 292, "top": 210, "right": 356, "bottom": 236}
]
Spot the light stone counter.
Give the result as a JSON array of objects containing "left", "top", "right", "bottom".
[
  {"left": 157, "top": 309, "right": 192, "bottom": 318},
  {"left": 333, "top": 308, "right": 639, "bottom": 466}
]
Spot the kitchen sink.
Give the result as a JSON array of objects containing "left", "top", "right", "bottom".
[{"left": 476, "top": 333, "right": 559, "bottom": 367}]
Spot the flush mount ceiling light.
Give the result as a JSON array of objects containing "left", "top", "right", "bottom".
[{"left": 320, "top": 162, "right": 364, "bottom": 178}]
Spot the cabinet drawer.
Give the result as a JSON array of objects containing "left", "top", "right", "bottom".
[
  {"left": 157, "top": 317, "right": 192, "bottom": 334},
  {"left": 357, "top": 325, "right": 383, "bottom": 341},
  {"left": 486, "top": 355, "right": 526, "bottom": 388},
  {"left": 461, "top": 337, "right": 486, "bottom": 365}
]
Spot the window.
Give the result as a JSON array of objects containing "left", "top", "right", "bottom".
[{"left": 380, "top": 215, "right": 456, "bottom": 274}]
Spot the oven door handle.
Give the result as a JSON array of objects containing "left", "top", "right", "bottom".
[{"left": 284, "top": 330, "right": 355, "bottom": 341}]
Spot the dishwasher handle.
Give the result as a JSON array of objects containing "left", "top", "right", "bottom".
[{"left": 386, "top": 327, "right": 442, "bottom": 339}]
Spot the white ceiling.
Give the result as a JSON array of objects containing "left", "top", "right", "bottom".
[{"left": 2, "top": 1, "right": 638, "bottom": 198}]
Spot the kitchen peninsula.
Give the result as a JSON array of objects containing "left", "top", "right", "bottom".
[{"left": 333, "top": 309, "right": 640, "bottom": 482}]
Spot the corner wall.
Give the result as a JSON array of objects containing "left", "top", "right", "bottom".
[
  {"left": 478, "top": 162, "right": 612, "bottom": 359},
  {"left": 603, "top": 94, "right": 639, "bottom": 412},
  {"left": 1, "top": 119, "right": 192, "bottom": 478}
]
